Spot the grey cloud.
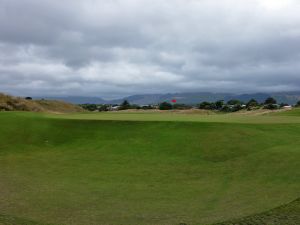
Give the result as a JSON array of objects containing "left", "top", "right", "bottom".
[{"left": 1, "top": 0, "right": 300, "bottom": 98}]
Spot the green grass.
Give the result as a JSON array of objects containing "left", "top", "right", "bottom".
[
  {"left": 212, "top": 198, "right": 300, "bottom": 225},
  {"left": 0, "top": 214, "right": 53, "bottom": 225},
  {"left": 0, "top": 112, "right": 299, "bottom": 225},
  {"left": 46, "top": 111, "right": 300, "bottom": 124},
  {"left": 273, "top": 108, "right": 300, "bottom": 116}
]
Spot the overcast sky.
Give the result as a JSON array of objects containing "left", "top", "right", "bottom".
[{"left": 0, "top": 0, "right": 300, "bottom": 98}]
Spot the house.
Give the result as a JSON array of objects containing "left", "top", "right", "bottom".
[{"left": 109, "top": 105, "right": 120, "bottom": 111}]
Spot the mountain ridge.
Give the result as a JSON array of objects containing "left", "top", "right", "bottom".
[{"left": 35, "top": 91, "right": 300, "bottom": 105}]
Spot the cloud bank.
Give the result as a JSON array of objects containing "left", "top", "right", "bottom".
[{"left": 1, "top": 0, "right": 300, "bottom": 98}]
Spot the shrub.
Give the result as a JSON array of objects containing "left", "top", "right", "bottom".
[
  {"left": 199, "top": 102, "right": 214, "bottom": 110},
  {"left": 159, "top": 102, "right": 173, "bottom": 110},
  {"left": 264, "top": 104, "right": 279, "bottom": 110},
  {"left": 119, "top": 100, "right": 131, "bottom": 110},
  {"left": 264, "top": 97, "right": 277, "bottom": 105},
  {"left": 246, "top": 99, "right": 259, "bottom": 108}
]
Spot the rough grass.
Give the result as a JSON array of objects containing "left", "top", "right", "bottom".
[
  {"left": 211, "top": 198, "right": 300, "bottom": 225},
  {"left": 0, "top": 112, "right": 299, "bottom": 225},
  {"left": 0, "top": 93, "right": 84, "bottom": 113}
]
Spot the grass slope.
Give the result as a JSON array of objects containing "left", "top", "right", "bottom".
[
  {"left": 0, "top": 112, "right": 299, "bottom": 225},
  {"left": 212, "top": 198, "right": 300, "bottom": 225},
  {"left": 0, "top": 93, "right": 84, "bottom": 113}
]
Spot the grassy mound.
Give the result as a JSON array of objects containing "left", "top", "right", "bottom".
[
  {"left": 0, "top": 93, "right": 84, "bottom": 113},
  {"left": 0, "top": 112, "right": 299, "bottom": 225}
]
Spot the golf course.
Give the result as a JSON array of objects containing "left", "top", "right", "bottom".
[{"left": 0, "top": 110, "right": 299, "bottom": 225}]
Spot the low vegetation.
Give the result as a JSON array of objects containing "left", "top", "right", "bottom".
[
  {"left": 0, "top": 93, "right": 84, "bottom": 113},
  {"left": 211, "top": 198, "right": 300, "bottom": 225},
  {"left": 81, "top": 97, "right": 295, "bottom": 113}
]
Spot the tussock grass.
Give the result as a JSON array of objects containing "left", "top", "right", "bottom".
[{"left": 0, "top": 93, "right": 84, "bottom": 113}]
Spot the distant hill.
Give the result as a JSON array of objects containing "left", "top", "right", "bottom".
[
  {"left": 110, "top": 92, "right": 235, "bottom": 105},
  {"left": 0, "top": 93, "right": 84, "bottom": 113},
  {"left": 38, "top": 92, "right": 300, "bottom": 105},
  {"left": 112, "top": 92, "right": 300, "bottom": 105},
  {"left": 34, "top": 96, "right": 106, "bottom": 104}
]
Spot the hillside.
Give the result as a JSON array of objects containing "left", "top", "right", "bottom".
[
  {"left": 110, "top": 92, "right": 300, "bottom": 105},
  {"left": 0, "top": 93, "right": 84, "bottom": 113},
  {"left": 34, "top": 96, "right": 107, "bottom": 104}
]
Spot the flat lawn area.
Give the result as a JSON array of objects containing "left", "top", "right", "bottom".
[
  {"left": 46, "top": 111, "right": 300, "bottom": 124},
  {"left": 0, "top": 112, "right": 299, "bottom": 225},
  {"left": 273, "top": 108, "right": 300, "bottom": 116}
]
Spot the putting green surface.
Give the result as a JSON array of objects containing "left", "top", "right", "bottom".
[{"left": 0, "top": 112, "right": 299, "bottom": 225}]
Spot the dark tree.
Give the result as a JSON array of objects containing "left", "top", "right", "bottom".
[
  {"left": 99, "top": 104, "right": 109, "bottom": 111},
  {"left": 246, "top": 99, "right": 259, "bottom": 108},
  {"left": 221, "top": 105, "right": 231, "bottom": 112},
  {"left": 227, "top": 99, "right": 241, "bottom": 105},
  {"left": 220, "top": 104, "right": 242, "bottom": 112},
  {"left": 173, "top": 104, "right": 192, "bottom": 110},
  {"left": 81, "top": 104, "right": 98, "bottom": 111},
  {"left": 215, "top": 100, "right": 224, "bottom": 110},
  {"left": 264, "top": 97, "right": 277, "bottom": 105},
  {"left": 264, "top": 104, "right": 279, "bottom": 110},
  {"left": 199, "top": 102, "right": 213, "bottom": 110},
  {"left": 296, "top": 101, "right": 300, "bottom": 107},
  {"left": 119, "top": 100, "right": 131, "bottom": 110},
  {"left": 159, "top": 102, "right": 173, "bottom": 110},
  {"left": 25, "top": 97, "right": 32, "bottom": 100}
]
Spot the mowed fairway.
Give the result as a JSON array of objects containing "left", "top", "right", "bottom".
[{"left": 0, "top": 112, "right": 299, "bottom": 225}]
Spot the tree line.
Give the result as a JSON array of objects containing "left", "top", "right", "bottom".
[{"left": 80, "top": 98, "right": 300, "bottom": 112}]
